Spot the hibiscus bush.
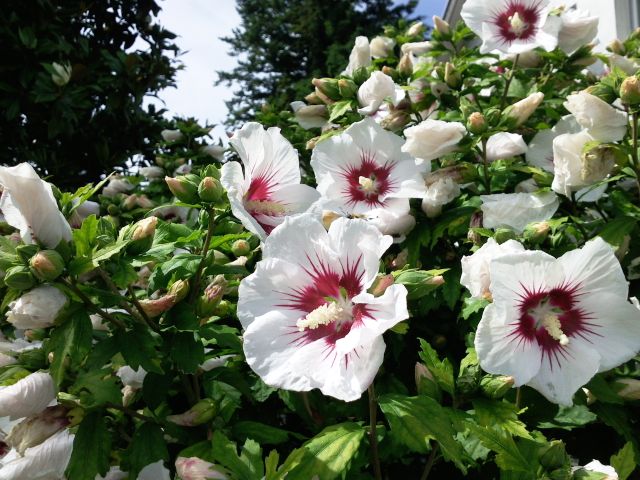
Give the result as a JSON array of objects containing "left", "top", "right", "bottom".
[{"left": 3, "top": 2, "right": 640, "bottom": 479}]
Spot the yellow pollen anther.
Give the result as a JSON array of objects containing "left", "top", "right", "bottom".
[
  {"left": 542, "top": 313, "right": 569, "bottom": 346},
  {"left": 244, "top": 199, "right": 287, "bottom": 215},
  {"left": 508, "top": 12, "right": 528, "bottom": 36},
  {"left": 358, "top": 176, "right": 376, "bottom": 193},
  {"left": 296, "top": 301, "right": 353, "bottom": 332}
]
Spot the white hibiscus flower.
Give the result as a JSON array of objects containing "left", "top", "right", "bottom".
[
  {"left": 480, "top": 191, "right": 559, "bottom": 233},
  {"left": 475, "top": 237, "right": 640, "bottom": 405},
  {"left": 221, "top": 122, "right": 320, "bottom": 241},
  {"left": 461, "top": 0, "right": 561, "bottom": 54},
  {"left": 0, "top": 163, "right": 72, "bottom": 249},
  {"left": 311, "top": 118, "right": 426, "bottom": 236},
  {"left": 237, "top": 215, "right": 409, "bottom": 401}
]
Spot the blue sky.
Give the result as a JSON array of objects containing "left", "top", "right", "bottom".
[{"left": 148, "top": 0, "right": 447, "bottom": 136}]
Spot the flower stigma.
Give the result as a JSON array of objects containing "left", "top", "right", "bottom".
[
  {"left": 508, "top": 12, "right": 528, "bottom": 37},
  {"left": 358, "top": 175, "right": 378, "bottom": 194},
  {"left": 297, "top": 296, "right": 354, "bottom": 332}
]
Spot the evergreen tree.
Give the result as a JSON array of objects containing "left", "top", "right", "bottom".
[
  {"left": 217, "top": 0, "right": 418, "bottom": 127},
  {"left": 0, "top": 0, "right": 179, "bottom": 188}
]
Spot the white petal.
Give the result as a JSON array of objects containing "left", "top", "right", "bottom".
[
  {"left": 138, "top": 460, "right": 171, "bottom": 480},
  {"left": 484, "top": 133, "right": 527, "bottom": 162},
  {"left": 480, "top": 191, "right": 559, "bottom": 233},
  {"left": 0, "top": 372, "right": 56, "bottom": 420},
  {"left": 0, "top": 430, "right": 73, "bottom": 480},
  {"left": 564, "top": 92, "right": 628, "bottom": 142},
  {"left": 526, "top": 340, "right": 600, "bottom": 405},
  {"left": 475, "top": 303, "right": 542, "bottom": 386}
]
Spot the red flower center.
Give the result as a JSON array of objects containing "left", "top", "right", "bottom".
[
  {"left": 278, "top": 254, "right": 374, "bottom": 351},
  {"left": 243, "top": 172, "right": 287, "bottom": 234},
  {"left": 492, "top": 1, "right": 542, "bottom": 43},
  {"left": 508, "top": 283, "right": 600, "bottom": 368},
  {"left": 341, "top": 151, "right": 396, "bottom": 208}
]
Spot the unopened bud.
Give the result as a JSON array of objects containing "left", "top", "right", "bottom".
[
  {"left": 6, "top": 406, "right": 69, "bottom": 455},
  {"left": 131, "top": 217, "right": 158, "bottom": 242},
  {"left": 29, "top": 250, "right": 64, "bottom": 281},
  {"left": 304, "top": 92, "right": 323, "bottom": 105},
  {"left": 139, "top": 294, "right": 177, "bottom": 318},
  {"left": 504, "top": 92, "right": 544, "bottom": 126},
  {"left": 4, "top": 265, "right": 36, "bottom": 290},
  {"left": 620, "top": 76, "right": 640, "bottom": 105},
  {"left": 444, "top": 63, "right": 461, "bottom": 89},
  {"left": 613, "top": 378, "right": 640, "bottom": 400},
  {"left": 51, "top": 62, "right": 72, "bottom": 87},
  {"left": 493, "top": 228, "right": 516, "bottom": 244},
  {"left": 167, "top": 398, "right": 217, "bottom": 426},
  {"left": 231, "top": 239, "right": 251, "bottom": 257},
  {"left": 368, "top": 274, "right": 394, "bottom": 297},
  {"left": 398, "top": 53, "right": 414, "bottom": 77},
  {"left": 467, "top": 112, "right": 487, "bottom": 134},
  {"left": 393, "top": 269, "right": 444, "bottom": 299},
  {"left": 198, "top": 177, "right": 224, "bottom": 203},
  {"left": 407, "top": 21, "right": 425, "bottom": 37},
  {"left": 480, "top": 374, "right": 514, "bottom": 398},
  {"left": 169, "top": 280, "right": 190, "bottom": 303},
  {"left": 311, "top": 78, "right": 341, "bottom": 101},
  {"left": 338, "top": 78, "right": 357, "bottom": 98},
  {"left": 433, "top": 16, "right": 450, "bottom": 36},
  {"left": 523, "top": 221, "right": 550, "bottom": 244},
  {"left": 381, "top": 66, "right": 397, "bottom": 79},
  {"left": 306, "top": 136, "right": 320, "bottom": 150},
  {"left": 391, "top": 249, "right": 408, "bottom": 269},
  {"left": 380, "top": 109, "right": 410, "bottom": 131},
  {"left": 161, "top": 129, "right": 183, "bottom": 142},
  {"left": 539, "top": 440, "right": 569, "bottom": 470},
  {"left": 607, "top": 39, "right": 626, "bottom": 55},
  {"left": 165, "top": 175, "right": 200, "bottom": 204},
  {"left": 176, "top": 457, "right": 229, "bottom": 480},
  {"left": 197, "top": 276, "right": 227, "bottom": 317}
]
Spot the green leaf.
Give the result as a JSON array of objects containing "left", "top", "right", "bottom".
[
  {"left": 125, "top": 423, "right": 169, "bottom": 479},
  {"left": 210, "top": 431, "right": 262, "bottom": 480},
  {"left": 328, "top": 100, "right": 354, "bottom": 122},
  {"left": 472, "top": 399, "right": 532, "bottom": 440},
  {"left": 598, "top": 216, "right": 638, "bottom": 248},
  {"left": 466, "top": 423, "right": 536, "bottom": 473},
  {"left": 538, "top": 405, "right": 597, "bottom": 431},
  {"left": 71, "top": 369, "right": 121, "bottom": 407},
  {"left": 170, "top": 331, "right": 205, "bottom": 373},
  {"left": 461, "top": 296, "right": 489, "bottom": 320},
  {"left": 65, "top": 412, "right": 111, "bottom": 480},
  {"left": 277, "top": 422, "right": 365, "bottom": 480},
  {"left": 611, "top": 442, "right": 636, "bottom": 480},
  {"left": 378, "top": 394, "right": 467, "bottom": 472},
  {"left": 418, "top": 339, "right": 455, "bottom": 396},
  {"left": 47, "top": 307, "right": 93, "bottom": 385},
  {"left": 142, "top": 372, "right": 173, "bottom": 410},
  {"left": 114, "top": 325, "right": 162, "bottom": 374},
  {"left": 232, "top": 421, "right": 291, "bottom": 445}
]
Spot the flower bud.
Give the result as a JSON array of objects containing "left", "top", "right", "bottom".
[
  {"left": 381, "top": 66, "right": 397, "bottom": 78},
  {"left": 304, "top": 92, "right": 323, "bottom": 105},
  {"left": 398, "top": 53, "right": 414, "bottom": 77},
  {"left": 467, "top": 112, "right": 487, "bottom": 134},
  {"left": 480, "top": 374, "right": 514, "bottom": 398},
  {"left": 620, "top": 76, "right": 640, "bottom": 105},
  {"left": 393, "top": 269, "right": 444, "bottom": 299},
  {"left": 29, "top": 250, "right": 64, "bottom": 281},
  {"left": 291, "top": 102, "right": 328, "bottom": 129},
  {"left": 607, "top": 39, "right": 626, "bottom": 55},
  {"left": 391, "top": 249, "right": 408, "bottom": 269},
  {"left": 197, "top": 276, "right": 227, "bottom": 317},
  {"left": 368, "top": 274, "right": 394, "bottom": 297},
  {"left": 198, "top": 177, "right": 224, "bottom": 203},
  {"left": 168, "top": 279, "right": 190, "bottom": 303},
  {"left": 175, "top": 456, "right": 229, "bottom": 480},
  {"left": 4, "top": 265, "right": 36, "bottom": 291},
  {"left": 580, "top": 143, "right": 619, "bottom": 183},
  {"left": 5, "top": 405, "right": 69, "bottom": 455},
  {"left": 407, "top": 21, "right": 425, "bottom": 37},
  {"left": 523, "top": 221, "right": 550, "bottom": 244},
  {"left": 161, "top": 129, "right": 183, "bottom": 142},
  {"left": 370, "top": 36, "right": 395, "bottom": 58},
  {"left": 338, "top": 78, "right": 357, "bottom": 98},
  {"left": 165, "top": 174, "right": 200, "bottom": 204},
  {"left": 139, "top": 294, "right": 177, "bottom": 318},
  {"left": 504, "top": 92, "right": 544, "bottom": 126},
  {"left": 444, "top": 62, "right": 461, "bottom": 89},
  {"left": 493, "top": 228, "right": 516, "bottom": 244},
  {"left": 484, "top": 107, "right": 502, "bottom": 126},
  {"left": 613, "top": 378, "right": 640, "bottom": 400},
  {"left": 51, "top": 62, "right": 72, "bottom": 87},
  {"left": 131, "top": 217, "right": 158, "bottom": 242},
  {"left": 167, "top": 398, "right": 218, "bottom": 426},
  {"left": 380, "top": 109, "right": 410, "bottom": 131},
  {"left": 311, "top": 78, "right": 341, "bottom": 101},
  {"left": 231, "top": 239, "right": 251, "bottom": 257},
  {"left": 539, "top": 440, "right": 569, "bottom": 470},
  {"left": 433, "top": 16, "right": 450, "bottom": 36}
]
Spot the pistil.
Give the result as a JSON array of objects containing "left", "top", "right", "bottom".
[{"left": 508, "top": 12, "right": 528, "bottom": 37}]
